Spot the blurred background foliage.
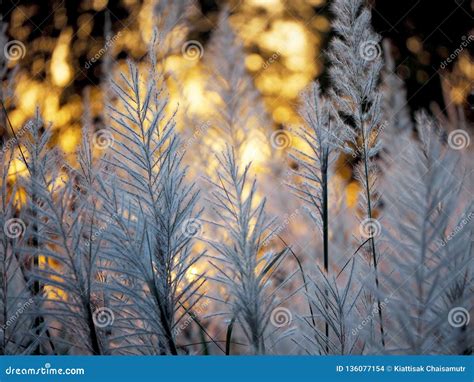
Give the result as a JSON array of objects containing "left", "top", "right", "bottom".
[{"left": 0, "top": 0, "right": 472, "bottom": 176}]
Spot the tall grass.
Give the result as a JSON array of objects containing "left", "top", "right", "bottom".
[{"left": 0, "top": 4, "right": 471, "bottom": 355}]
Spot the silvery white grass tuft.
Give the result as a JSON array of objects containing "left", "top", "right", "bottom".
[
  {"left": 380, "top": 112, "right": 473, "bottom": 354},
  {"left": 302, "top": 261, "right": 363, "bottom": 355},
  {"left": 205, "top": 147, "right": 294, "bottom": 354},
  {"left": 12, "top": 112, "right": 101, "bottom": 354},
  {"left": 0, "top": 2, "right": 471, "bottom": 357},
  {"left": 205, "top": 9, "right": 270, "bottom": 160},
  {"left": 0, "top": 141, "right": 33, "bottom": 355},
  {"left": 290, "top": 82, "right": 341, "bottom": 265},
  {"left": 289, "top": 81, "right": 342, "bottom": 352},
  {"left": 96, "top": 46, "right": 205, "bottom": 354},
  {"left": 328, "top": 0, "right": 386, "bottom": 347}
]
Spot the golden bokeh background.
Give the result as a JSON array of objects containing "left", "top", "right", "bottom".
[{"left": 1, "top": 0, "right": 473, "bottom": 204}]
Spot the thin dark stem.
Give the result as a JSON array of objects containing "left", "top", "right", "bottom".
[
  {"left": 322, "top": 150, "right": 329, "bottom": 274},
  {"left": 148, "top": 247, "right": 178, "bottom": 355},
  {"left": 360, "top": 122, "right": 385, "bottom": 348},
  {"left": 321, "top": 146, "right": 329, "bottom": 353},
  {"left": 1, "top": 103, "right": 56, "bottom": 354},
  {"left": 29, "top": 127, "right": 42, "bottom": 355},
  {"left": 87, "top": 306, "right": 102, "bottom": 355},
  {"left": 0, "top": 100, "right": 30, "bottom": 175},
  {"left": 277, "top": 236, "right": 316, "bottom": 329},
  {"left": 177, "top": 300, "right": 226, "bottom": 354},
  {"left": 86, "top": 206, "right": 102, "bottom": 355},
  {"left": 336, "top": 238, "right": 371, "bottom": 279}
]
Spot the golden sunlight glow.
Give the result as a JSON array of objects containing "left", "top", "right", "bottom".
[
  {"left": 245, "top": 54, "right": 264, "bottom": 71},
  {"left": 42, "top": 92, "right": 61, "bottom": 123},
  {"left": 247, "top": 0, "right": 285, "bottom": 13},
  {"left": 43, "top": 254, "right": 67, "bottom": 300},
  {"left": 272, "top": 105, "right": 292, "bottom": 123},
  {"left": 8, "top": 156, "right": 28, "bottom": 179},
  {"left": 313, "top": 15, "right": 330, "bottom": 32},
  {"left": 183, "top": 74, "right": 212, "bottom": 116},
  {"left": 346, "top": 181, "right": 360, "bottom": 208},
  {"left": 307, "top": 0, "right": 326, "bottom": 6},
  {"left": 13, "top": 188, "right": 27, "bottom": 206},
  {"left": 51, "top": 29, "right": 73, "bottom": 87},
  {"left": 59, "top": 127, "right": 81, "bottom": 153},
  {"left": 16, "top": 76, "right": 41, "bottom": 114},
  {"left": 260, "top": 21, "right": 308, "bottom": 56},
  {"left": 458, "top": 55, "right": 473, "bottom": 79},
  {"left": 241, "top": 131, "right": 271, "bottom": 168},
  {"left": 92, "top": 0, "right": 109, "bottom": 11}
]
